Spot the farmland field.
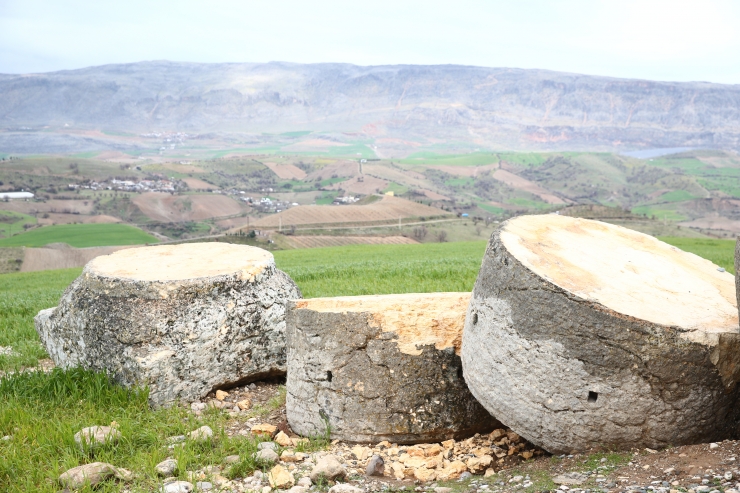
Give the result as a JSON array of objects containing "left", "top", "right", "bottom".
[
  {"left": 0, "top": 223, "right": 159, "bottom": 248},
  {"left": 252, "top": 195, "right": 452, "bottom": 228},
  {"left": 132, "top": 192, "right": 244, "bottom": 222},
  {"left": 284, "top": 235, "right": 418, "bottom": 249}
]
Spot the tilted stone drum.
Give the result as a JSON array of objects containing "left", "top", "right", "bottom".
[
  {"left": 35, "top": 243, "right": 300, "bottom": 407},
  {"left": 286, "top": 293, "right": 500, "bottom": 444},
  {"left": 463, "top": 214, "right": 740, "bottom": 453}
]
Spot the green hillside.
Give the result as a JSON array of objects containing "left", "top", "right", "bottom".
[{"left": 0, "top": 223, "right": 158, "bottom": 248}]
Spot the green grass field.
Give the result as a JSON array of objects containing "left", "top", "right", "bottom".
[
  {"left": 0, "top": 238, "right": 736, "bottom": 491},
  {"left": 0, "top": 223, "right": 159, "bottom": 248},
  {"left": 659, "top": 237, "right": 736, "bottom": 273}
]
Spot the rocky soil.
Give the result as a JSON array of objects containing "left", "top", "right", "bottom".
[{"left": 68, "top": 380, "right": 736, "bottom": 493}]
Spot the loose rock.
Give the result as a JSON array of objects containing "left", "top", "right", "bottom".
[
  {"left": 161, "top": 481, "right": 194, "bottom": 493},
  {"left": 328, "top": 484, "right": 364, "bottom": 493},
  {"left": 34, "top": 243, "right": 301, "bottom": 407},
  {"left": 268, "top": 464, "right": 295, "bottom": 489},
  {"left": 74, "top": 425, "right": 121, "bottom": 451},
  {"left": 59, "top": 462, "right": 132, "bottom": 489},
  {"left": 275, "top": 430, "right": 292, "bottom": 447},
  {"left": 186, "top": 425, "right": 213, "bottom": 442},
  {"left": 256, "top": 449, "right": 279, "bottom": 463},
  {"left": 251, "top": 423, "right": 278, "bottom": 437},
  {"left": 156, "top": 459, "right": 178, "bottom": 477},
  {"left": 310, "top": 454, "right": 346, "bottom": 481},
  {"left": 365, "top": 455, "right": 385, "bottom": 477}
]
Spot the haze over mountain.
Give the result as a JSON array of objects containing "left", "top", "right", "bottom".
[{"left": 1, "top": 61, "right": 740, "bottom": 155}]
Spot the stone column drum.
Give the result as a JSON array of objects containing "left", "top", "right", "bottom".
[
  {"left": 463, "top": 214, "right": 740, "bottom": 453},
  {"left": 35, "top": 243, "right": 301, "bottom": 407},
  {"left": 286, "top": 293, "right": 500, "bottom": 444}
]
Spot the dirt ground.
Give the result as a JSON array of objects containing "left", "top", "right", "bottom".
[
  {"left": 209, "top": 380, "right": 740, "bottom": 492},
  {"left": 183, "top": 177, "right": 219, "bottom": 190},
  {"left": 20, "top": 244, "right": 135, "bottom": 272},
  {"left": 132, "top": 192, "right": 244, "bottom": 222},
  {"left": 329, "top": 175, "right": 388, "bottom": 195},
  {"left": 263, "top": 162, "right": 308, "bottom": 180}
]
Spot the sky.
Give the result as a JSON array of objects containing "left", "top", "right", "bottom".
[{"left": 1, "top": 0, "right": 739, "bottom": 84}]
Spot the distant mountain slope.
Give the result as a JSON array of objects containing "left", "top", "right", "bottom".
[{"left": 1, "top": 61, "right": 740, "bottom": 152}]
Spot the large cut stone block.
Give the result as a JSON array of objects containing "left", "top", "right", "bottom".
[
  {"left": 286, "top": 293, "right": 499, "bottom": 444},
  {"left": 35, "top": 243, "right": 301, "bottom": 407},
  {"left": 463, "top": 214, "right": 740, "bottom": 453}
]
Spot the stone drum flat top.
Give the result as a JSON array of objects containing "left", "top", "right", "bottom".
[
  {"left": 501, "top": 214, "right": 738, "bottom": 331},
  {"left": 293, "top": 292, "right": 470, "bottom": 355},
  {"left": 85, "top": 243, "right": 274, "bottom": 282}
]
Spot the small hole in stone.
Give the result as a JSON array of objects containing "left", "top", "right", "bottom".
[
  {"left": 588, "top": 391, "right": 598, "bottom": 403},
  {"left": 472, "top": 313, "right": 478, "bottom": 325},
  {"left": 326, "top": 371, "right": 333, "bottom": 382}
]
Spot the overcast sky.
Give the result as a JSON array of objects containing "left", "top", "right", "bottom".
[{"left": 1, "top": 0, "right": 739, "bottom": 84}]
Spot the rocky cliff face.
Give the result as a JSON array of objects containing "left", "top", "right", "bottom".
[{"left": 2, "top": 61, "right": 740, "bottom": 151}]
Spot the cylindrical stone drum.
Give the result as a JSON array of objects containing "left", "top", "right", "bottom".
[
  {"left": 35, "top": 243, "right": 301, "bottom": 407},
  {"left": 463, "top": 214, "right": 740, "bottom": 453},
  {"left": 286, "top": 293, "right": 499, "bottom": 444}
]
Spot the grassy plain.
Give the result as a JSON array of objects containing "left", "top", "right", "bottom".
[
  {"left": 0, "top": 238, "right": 735, "bottom": 491},
  {"left": 0, "top": 223, "right": 159, "bottom": 248}
]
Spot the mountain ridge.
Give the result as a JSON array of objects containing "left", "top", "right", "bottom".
[{"left": 2, "top": 60, "right": 740, "bottom": 154}]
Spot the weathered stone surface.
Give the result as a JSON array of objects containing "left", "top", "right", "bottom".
[
  {"left": 256, "top": 448, "right": 279, "bottom": 463},
  {"left": 268, "top": 464, "right": 295, "bottom": 489},
  {"left": 365, "top": 455, "right": 385, "bottom": 476},
  {"left": 463, "top": 214, "right": 740, "bottom": 453},
  {"left": 59, "top": 462, "right": 132, "bottom": 489},
  {"left": 155, "top": 459, "right": 178, "bottom": 476},
  {"left": 74, "top": 425, "right": 121, "bottom": 451},
  {"left": 310, "top": 455, "right": 346, "bottom": 481},
  {"left": 34, "top": 243, "right": 301, "bottom": 407},
  {"left": 286, "top": 293, "right": 499, "bottom": 443},
  {"left": 162, "top": 481, "right": 193, "bottom": 493},
  {"left": 328, "top": 484, "right": 364, "bottom": 493},
  {"left": 186, "top": 425, "right": 213, "bottom": 442}
]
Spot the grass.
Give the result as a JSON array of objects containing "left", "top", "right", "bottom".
[
  {"left": 631, "top": 205, "right": 688, "bottom": 222},
  {"left": 0, "top": 368, "right": 281, "bottom": 492},
  {"left": 400, "top": 151, "right": 499, "bottom": 167},
  {"left": 659, "top": 237, "right": 736, "bottom": 273},
  {"left": 0, "top": 268, "right": 81, "bottom": 370},
  {"left": 0, "top": 210, "right": 37, "bottom": 238},
  {"left": 0, "top": 223, "right": 159, "bottom": 248},
  {"left": 273, "top": 241, "right": 487, "bottom": 297}
]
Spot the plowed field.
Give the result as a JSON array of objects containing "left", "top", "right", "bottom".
[
  {"left": 133, "top": 193, "right": 243, "bottom": 222},
  {"left": 20, "top": 245, "right": 135, "bottom": 272},
  {"left": 284, "top": 235, "right": 417, "bottom": 249},
  {"left": 263, "top": 162, "right": 307, "bottom": 180},
  {"left": 252, "top": 195, "right": 451, "bottom": 228}
]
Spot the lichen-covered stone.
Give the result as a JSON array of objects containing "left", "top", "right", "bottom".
[
  {"left": 463, "top": 214, "right": 740, "bottom": 453},
  {"left": 286, "top": 293, "right": 499, "bottom": 444},
  {"left": 34, "top": 243, "right": 300, "bottom": 407}
]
